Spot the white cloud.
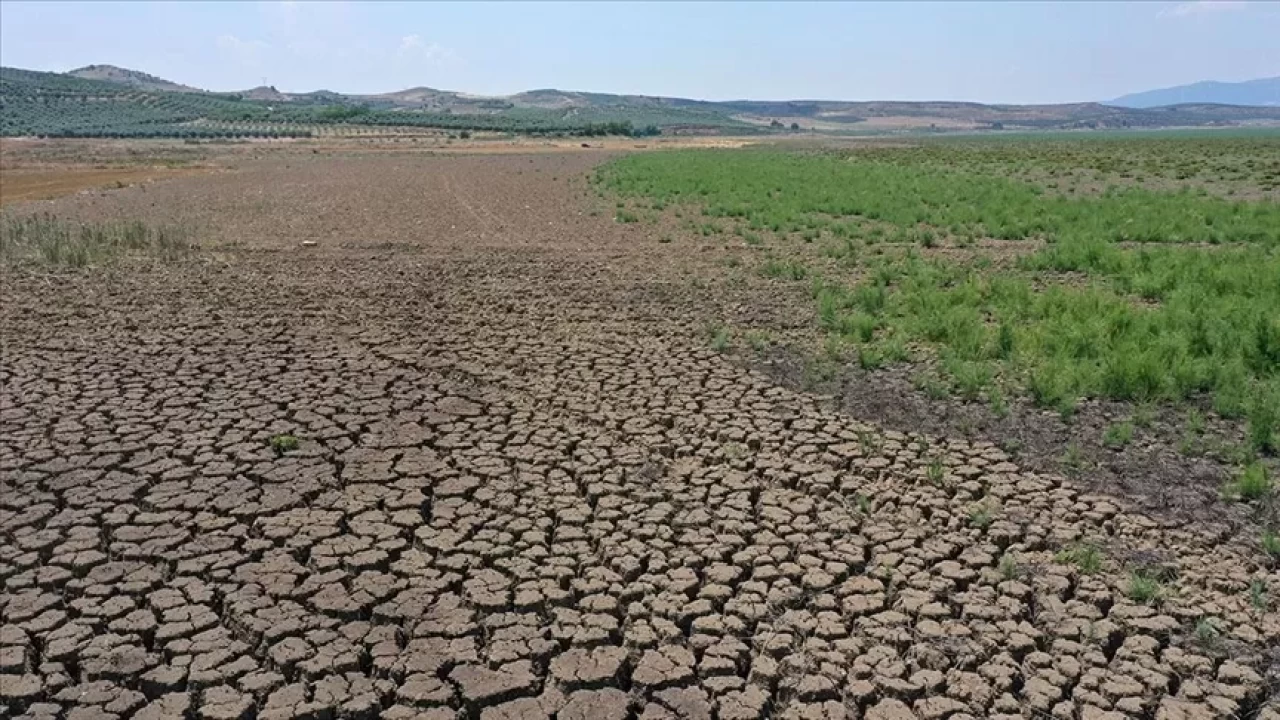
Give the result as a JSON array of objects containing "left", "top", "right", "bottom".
[
  {"left": 397, "top": 34, "right": 455, "bottom": 64},
  {"left": 1159, "top": 1, "right": 1247, "bottom": 18},
  {"left": 216, "top": 34, "right": 271, "bottom": 68}
]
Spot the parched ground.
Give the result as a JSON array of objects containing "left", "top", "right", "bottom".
[{"left": 2, "top": 146, "right": 1277, "bottom": 720}]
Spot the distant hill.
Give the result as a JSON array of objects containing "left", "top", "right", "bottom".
[
  {"left": 1110, "top": 77, "right": 1280, "bottom": 108},
  {"left": 5, "top": 63, "right": 1280, "bottom": 139},
  {"left": 67, "top": 64, "right": 202, "bottom": 94}
]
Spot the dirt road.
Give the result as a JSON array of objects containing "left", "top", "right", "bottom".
[{"left": 2, "top": 150, "right": 1276, "bottom": 719}]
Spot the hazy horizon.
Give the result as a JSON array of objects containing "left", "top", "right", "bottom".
[{"left": 2, "top": 1, "right": 1278, "bottom": 104}]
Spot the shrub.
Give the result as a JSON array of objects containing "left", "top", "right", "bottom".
[
  {"left": 1127, "top": 569, "right": 1167, "bottom": 605},
  {"left": 1103, "top": 422, "right": 1134, "bottom": 449},
  {"left": 1224, "top": 462, "right": 1272, "bottom": 501},
  {"left": 968, "top": 505, "right": 993, "bottom": 529},
  {"left": 1193, "top": 617, "right": 1222, "bottom": 648},
  {"left": 269, "top": 434, "right": 300, "bottom": 454},
  {"left": 1247, "top": 382, "right": 1279, "bottom": 455},
  {"left": 708, "top": 326, "right": 732, "bottom": 353},
  {"left": 998, "top": 553, "right": 1020, "bottom": 580},
  {"left": 1056, "top": 543, "right": 1104, "bottom": 574},
  {"left": 926, "top": 457, "right": 945, "bottom": 485},
  {"left": 1131, "top": 568, "right": 1172, "bottom": 602},
  {"left": 1261, "top": 530, "right": 1280, "bottom": 565}
]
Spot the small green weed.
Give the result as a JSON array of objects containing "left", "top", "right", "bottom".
[
  {"left": 1055, "top": 543, "right": 1104, "bottom": 575},
  {"left": 926, "top": 457, "right": 945, "bottom": 485},
  {"left": 968, "top": 504, "right": 993, "bottom": 529},
  {"left": 801, "top": 357, "right": 838, "bottom": 390},
  {"left": 1262, "top": 530, "right": 1280, "bottom": 565},
  {"left": 998, "top": 553, "right": 1020, "bottom": 580},
  {"left": 1061, "top": 442, "right": 1087, "bottom": 474},
  {"left": 1248, "top": 578, "right": 1268, "bottom": 611},
  {"left": 708, "top": 326, "right": 732, "bottom": 353},
  {"left": 1127, "top": 569, "right": 1166, "bottom": 605},
  {"left": 1192, "top": 616, "right": 1222, "bottom": 648},
  {"left": 759, "top": 258, "right": 808, "bottom": 281},
  {"left": 1103, "top": 422, "right": 1135, "bottom": 449},
  {"left": 987, "top": 387, "right": 1010, "bottom": 419},
  {"left": 1186, "top": 408, "right": 1206, "bottom": 435},
  {"left": 856, "top": 429, "right": 879, "bottom": 453},
  {"left": 1247, "top": 384, "right": 1279, "bottom": 455},
  {"left": 915, "top": 373, "right": 951, "bottom": 401},
  {"left": 269, "top": 434, "right": 300, "bottom": 454},
  {"left": 1224, "top": 462, "right": 1272, "bottom": 502},
  {"left": 745, "top": 330, "right": 772, "bottom": 352}
]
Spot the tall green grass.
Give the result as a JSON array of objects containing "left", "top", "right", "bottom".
[
  {"left": 0, "top": 214, "right": 193, "bottom": 267},
  {"left": 812, "top": 248, "right": 1279, "bottom": 427}
]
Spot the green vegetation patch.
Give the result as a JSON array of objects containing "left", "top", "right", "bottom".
[
  {"left": 597, "top": 147, "right": 1280, "bottom": 433},
  {"left": 596, "top": 149, "right": 1280, "bottom": 245},
  {"left": 1, "top": 214, "right": 193, "bottom": 267}
]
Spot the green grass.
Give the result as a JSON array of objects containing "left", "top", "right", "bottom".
[
  {"left": 1261, "top": 530, "right": 1280, "bottom": 565},
  {"left": 926, "top": 457, "right": 945, "bottom": 485},
  {"left": 1055, "top": 543, "right": 1104, "bottom": 574},
  {"left": 597, "top": 145, "right": 1280, "bottom": 429},
  {"left": 998, "top": 553, "right": 1020, "bottom": 580},
  {"left": 862, "top": 134, "right": 1280, "bottom": 198},
  {"left": 1193, "top": 617, "right": 1222, "bottom": 648},
  {"left": 708, "top": 325, "right": 732, "bottom": 353},
  {"left": 744, "top": 330, "right": 772, "bottom": 352},
  {"left": 1224, "top": 462, "right": 1272, "bottom": 501},
  {"left": 1127, "top": 569, "right": 1167, "bottom": 605},
  {"left": 1, "top": 214, "right": 193, "bottom": 267},
  {"left": 968, "top": 504, "right": 993, "bottom": 529},
  {"left": 1103, "top": 422, "right": 1135, "bottom": 449},
  {"left": 1250, "top": 579, "right": 1269, "bottom": 611},
  {"left": 597, "top": 149, "right": 1280, "bottom": 246},
  {"left": 1247, "top": 384, "right": 1280, "bottom": 454},
  {"left": 1061, "top": 442, "right": 1086, "bottom": 474},
  {"left": 269, "top": 434, "right": 300, "bottom": 454},
  {"left": 759, "top": 258, "right": 808, "bottom": 281}
]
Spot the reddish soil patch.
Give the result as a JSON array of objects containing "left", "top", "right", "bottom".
[{"left": 0, "top": 167, "right": 207, "bottom": 205}]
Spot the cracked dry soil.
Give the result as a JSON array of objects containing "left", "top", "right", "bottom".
[{"left": 2, "top": 149, "right": 1278, "bottom": 720}]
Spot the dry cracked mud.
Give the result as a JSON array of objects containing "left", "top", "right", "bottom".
[{"left": 2, "top": 148, "right": 1278, "bottom": 720}]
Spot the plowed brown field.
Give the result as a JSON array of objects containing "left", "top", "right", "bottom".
[{"left": 2, "top": 142, "right": 1277, "bottom": 720}]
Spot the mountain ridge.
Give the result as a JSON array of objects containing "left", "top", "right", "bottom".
[
  {"left": 59, "top": 63, "right": 1280, "bottom": 113},
  {"left": 1110, "top": 77, "right": 1280, "bottom": 108},
  {"left": 6, "top": 64, "right": 1280, "bottom": 139}
]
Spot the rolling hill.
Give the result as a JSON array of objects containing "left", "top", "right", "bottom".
[
  {"left": 1110, "top": 77, "right": 1280, "bottom": 108},
  {"left": 4, "top": 64, "right": 1280, "bottom": 140},
  {"left": 67, "top": 64, "right": 203, "bottom": 94}
]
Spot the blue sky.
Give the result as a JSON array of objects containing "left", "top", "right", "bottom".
[{"left": 1, "top": 1, "right": 1276, "bottom": 103}]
